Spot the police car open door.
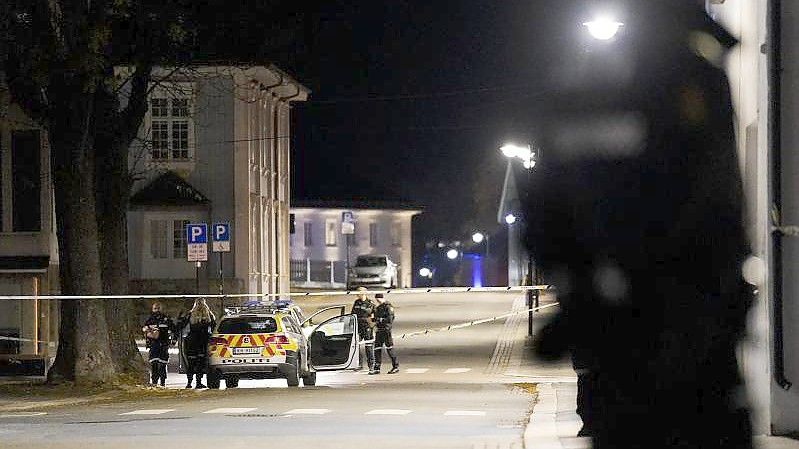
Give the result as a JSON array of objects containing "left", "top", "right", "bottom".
[{"left": 308, "top": 314, "right": 359, "bottom": 371}]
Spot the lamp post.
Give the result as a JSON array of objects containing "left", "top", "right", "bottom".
[{"left": 501, "top": 142, "right": 539, "bottom": 336}]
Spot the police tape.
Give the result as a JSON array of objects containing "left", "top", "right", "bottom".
[
  {"left": 0, "top": 285, "right": 552, "bottom": 301},
  {"left": 0, "top": 335, "right": 56, "bottom": 347},
  {"left": 396, "top": 302, "right": 560, "bottom": 339}
]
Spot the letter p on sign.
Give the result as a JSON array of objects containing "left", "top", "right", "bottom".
[{"left": 212, "top": 222, "right": 231, "bottom": 252}]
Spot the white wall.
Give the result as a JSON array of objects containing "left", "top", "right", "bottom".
[
  {"left": 131, "top": 209, "right": 208, "bottom": 279},
  {"left": 290, "top": 208, "right": 419, "bottom": 287},
  {"left": 709, "top": 0, "right": 772, "bottom": 435}
]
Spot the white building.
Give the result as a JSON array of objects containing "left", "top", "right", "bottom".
[
  {"left": 289, "top": 201, "right": 422, "bottom": 289},
  {"left": 0, "top": 81, "right": 59, "bottom": 375},
  {"left": 126, "top": 65, "right": 308, "bottom": 297}
]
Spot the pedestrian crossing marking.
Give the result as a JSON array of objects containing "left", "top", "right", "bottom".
[
  {"left": 405, "top": 368, "right": 429, "bottom": 374},
  {"left": 203, "top": 408, "right": 257, "bottom": 414},
  {"left": 119, "top": 409, "right": 175, "bottom": 416},
  {"left": 0, "top": 412, "right": 47, "bottom": 418},
  {"left": 365, "top": 409, "right": 412, "bottom": 415},
  {"left": 444, "top": 410, "right": 486, "bottom": 416},
  {"left": 284, "top": 409, "right": 331, "bottom": 415},
  {"left": 444, "top": 368, "right": 471, "bottom": 374}
]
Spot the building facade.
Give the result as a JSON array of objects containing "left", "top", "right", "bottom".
[
  {"left": 289, "top": 202, "right": 422, "bottom": 289},
  {"left": 0, "top": 82, "right": 59, "bottom": 375},
  {"left": 127, "top": 65, "right": 308, "bottom": 298}
]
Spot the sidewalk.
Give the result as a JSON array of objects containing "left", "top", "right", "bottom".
[
  {"left": 507, "top": 298, "right": 799, "bottom": 449},
  {"left": 523, "top": 381, "right": 799, "bottom": 449}
]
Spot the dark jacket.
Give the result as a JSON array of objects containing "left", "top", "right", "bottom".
[
  {"left": 374, "top": 302, "right": 395, "bottom": 331},
  {"left": 524, "top": 4, "right": 752, "bottom": 448},
  {"left": 144, "top": 312, "right": 174, "bottom": 363}
]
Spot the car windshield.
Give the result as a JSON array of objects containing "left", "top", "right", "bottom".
[
  {"left": 356, "top": 256, "right": 386, "bottom": 267},
  {"left": 217, "top": 317, "right": 278, "bottom": 334}
]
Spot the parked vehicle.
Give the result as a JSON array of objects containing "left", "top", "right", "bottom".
[{"left": 347, "top": 255, "right": 398, "bottom": 289}]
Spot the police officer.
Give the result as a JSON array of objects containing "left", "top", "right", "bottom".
[
  {"left": 351, "top": 287, "right": 376, "bottom": 371},
  {"left": 370, "top": 294, "right": 399, "bottom": 374},
  {"left": 142, "top": 302, "right": 175, "bottom": 387}
]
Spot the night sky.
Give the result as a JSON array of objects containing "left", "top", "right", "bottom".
[{"left": 285, "top": 1, "right": 581, "bottom": 243}]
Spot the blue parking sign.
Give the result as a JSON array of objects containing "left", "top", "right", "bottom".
[
  {"left": 212, "top": 223, "right": 231, "bottom": 253},
  {"left": 186, "top": 224, "right": 207, "bottom": 244},
  {"left": 186, "top": 223, "right": 208, "bottom": 262}
]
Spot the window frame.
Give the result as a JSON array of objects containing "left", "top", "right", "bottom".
[
  {"left": 303, "top": 222, "right": 313, "bottom": 247},
  {"left": 172, "top": 219, "right": 190, "bottom": 259},
  {"left": 369, "top": 222, "right": 379, "bottom": 247},
  {"left": 145, "top": 82, "right": 195, "bottom": 163},
  {"left": 325, "top": 219, "right": 337, "bottom": 247}
]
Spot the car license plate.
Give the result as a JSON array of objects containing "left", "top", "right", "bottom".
[{"left": 233, "top": 347, "right": 261, "bottom": 355}]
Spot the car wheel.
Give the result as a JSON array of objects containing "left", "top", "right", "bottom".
[
  {"left": 302, "top": 371, "right": 317, "bottom": 386},
  {"left": 207, "top": 370, "right": 221, "bottom": 389},
  {"left": 226, "top": 376, "right": 239, "bottom": 388},
  {"left": 286, "top": 358, "right": 300, "bottom": 387}
]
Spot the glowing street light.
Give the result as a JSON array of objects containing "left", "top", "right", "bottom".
[
  {"left": 501, "top": 142, "right": 536, "bottom": 171},
  {"left": 446, "top": 249, "right": 459, "bottom": 260},
  {"left": 583, "top": 17, "right": 624, "bottom": 40},
  {"left": 472, "top": 232, "right": 485, "bottom": 244},
  {"left": 419, "top": 267, "right": 433, "bottom": 278},
  {"left": 505, "top": 213, "right": 517, "bottom": 225}
]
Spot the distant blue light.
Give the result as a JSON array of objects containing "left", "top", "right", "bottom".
[{"left": 471, "top": 254, "right": 483, "bottom": 288}]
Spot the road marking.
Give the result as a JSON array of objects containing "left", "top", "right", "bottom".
[
  {"left": 119, "top": 409, "right": 175, "bottom": 415},
  {"left": 444, "top": 410, "right": 486, "bottom": 416},
  {"left": 365, "top": 409, "right": 412, "bottom": 415},
  {"left": 405, "top": 368, "right": 429, "bottom": 374},
  {"left": 284, "top": 409, "right": 331, "bottom": 415},
  {"left": 444, "top": 368, "right": 471, "bottom": 374},
  {"left": 203, "top": 408, "right": 257, "bottom": 414},
  {"left": 0, "top": 412, "right": 47, "bottom": 418}
]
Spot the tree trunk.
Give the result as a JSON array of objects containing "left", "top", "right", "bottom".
[
  {"left": 46, "top": 91, "right": 117, "bottom": 385},
  {"left": 95, "top": 87, "right": 147, "bottom": 381},
  {"left": 96, "top": 142, "right": 146, "bottom": 380}
]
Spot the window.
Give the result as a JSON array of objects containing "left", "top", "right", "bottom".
[
  {"left": 304, "top": 222, "right": 313, "bottom": 247},
  {"left": 218, "top": 317, "right": 277, "bottom": 334},
  {"left": 369, "top": 223, "right": 379, "bottom": 247},
  {"left": 325, "top": 219, "right": 337, "bottom": 246},
  {"left": 150, "top": 220, "right": 168, "bottom": 259},
  {"left": 11, "top": 130, "right": 41, "bottom": 232},
  {"left": 151, "top": 121, "right": 169, "bottom": 160},
  {"left": 149, "top": 92, "right": 193, "bottom": 161},
  {"left": 173, "top": 219, "right": 190, "bottom": 258},
  {"left": 391, "top": 221, "right": 402, "bottom": 247},
  {"left": 171, "top": 121, "right": 189, "bottom": 159}
]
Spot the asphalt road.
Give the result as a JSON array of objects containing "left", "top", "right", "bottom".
[{"left": 0, "top": 292, "right": 562, "bottom": 449}]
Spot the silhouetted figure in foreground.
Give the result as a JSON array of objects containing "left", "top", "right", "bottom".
[{"left": 528, "top": 3, "right": 753, "bottom": 448}]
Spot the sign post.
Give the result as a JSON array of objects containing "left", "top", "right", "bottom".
[
  {"left": 186, "top": 223, "right": 208, "bottom": 294},
  {"left": 212, "top": 223, "right": 231, "bottom": 306},
  {"left": 341, "top": 211, "right": 355, "bottom": 287}
]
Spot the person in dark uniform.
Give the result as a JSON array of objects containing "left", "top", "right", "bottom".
[
  {"left": 177, "top": 299, "right": 216, "bottom": 389},
  {"left": 143, "top": 302, "right": 174, "bottom": 387},
  {"left": 370, "top": 294, "right": 399, "bottom": 375},
  {"left": 526, "top": 3, "right": 753, "bottom": 448},
  {"left": 351, "top": 287, "right": 376, "bottom": 371}
]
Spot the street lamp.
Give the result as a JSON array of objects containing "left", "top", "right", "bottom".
[
  {"left": 501, "top": 142, "right": 535, "bottom": 170},
  {"left": 504, "top": 213, "right": 517, "bottom": 225},
  {"left": 446, "top": 249, "right": 459, "bottom": 260},
  {"left": 472, "top": 232, "right": 485, "bottom": 244},
  {"left": 583, "top": 17, "right": 624, "bottom": 40}
]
